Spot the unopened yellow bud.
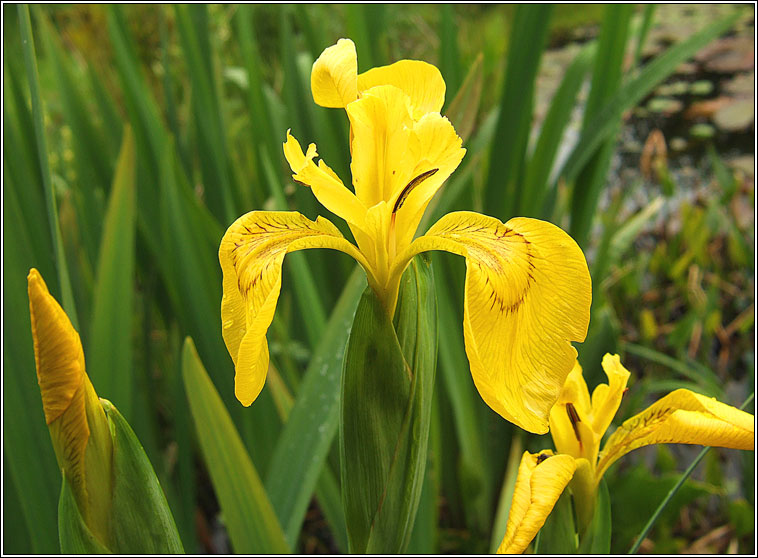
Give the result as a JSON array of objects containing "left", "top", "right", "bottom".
[{"left": 27, "top": 268, "right": 113, "bottom": 544}]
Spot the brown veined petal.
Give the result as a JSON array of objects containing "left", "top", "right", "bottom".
[
  {"left": 346, "top": 84, "right": 413, "bottom": 206},
  {"left": 283, "top": 130, "right": 367, "bottom": 232},
  {"left": 219, "top": 211, "right": 369, "bottom": 405},
  {"left": 497, "top": 451, "right": 577, "bottom": 554},
  {"left": 398, "top": 212, "right": 591, "bottom": 434},
  {"left": 596, "top": 388, "right": 755, "bottom": 481},
  {"left": 311, "top": 38, "right": 358, "bottom": 108},
  {"left": 391, "top": 112, "right": 466, "bottom": 250},
  {"left": 589, "top": 353, "right": 631, "bottom": 438},
  {"left": 358, "top": 59, "right": 446, "bottom": 120}
]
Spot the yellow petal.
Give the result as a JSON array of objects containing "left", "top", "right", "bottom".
[
  {"left": 497, "top": 451, "right": 577, "bottom": 554},
  {"left": 596, "top": 388, "right": 755, "bottom": 481},
  {"left": 346, "top": 84, "right": 414, "bottom": 206},
  {"left": 219, "top": 212, "right": 368, "bottom": 405},
  {"left": 311, "top": 38, "right": 358, "bottom": 108},
  {"left": 400, "top": 212, "right": 591, "bottom": 433},
  {"left": 358, "top": 59, "right": 446, "bottom": 120},
  {"left": 283, "top": 130, "right": 367, "bottom": 231},
  {"left": 28, "top": 268, "right": 86, "bottom": 425},
  {"left": 590, "top": 353, "right": 631, "bottom": 437},
  {"left": 391, "top": 112, "right": 466, "bottom": 250},
  {"left": 27, "top": 269, "right": 112, "bottom": 540}
]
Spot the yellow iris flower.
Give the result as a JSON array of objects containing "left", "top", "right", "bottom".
[
  {"left": 219, "top": 38, "right": 592, "bottom": 433},
  {"left": 27, "top": 268, "right": 113, "bottom": 544},
  {"left": 497, "top": 354, "right": 755, "bottom": 554}
]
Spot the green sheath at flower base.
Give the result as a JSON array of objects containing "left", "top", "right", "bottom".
[
  {"left": 340, "top": 256, "right": 437, "bottom": 553},
  {"left": 28, "top": 268, "right": 183, "bottom": 554}
]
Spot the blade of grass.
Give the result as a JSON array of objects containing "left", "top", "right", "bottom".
[
  {"left": 628, "top": 392, "right": 754, "bottom": 554},
  {"left": 3, "top": 186, "right": 61, "bottom": 553},
  {"left": 87, "top": 127, "right": 137, "bottom": 418},
  {"left": 182, "top": 338, "right": 290, "bottom": 553},
  {"left": 435, "top": 262, "right": 491, "bottom": 533},
  {"left": 621, "top": 342, "right": 723, "bottom": 399},
  {"left": 18, "top": 4, "right": 78, "bottom": 327},
  {"left": 521, "top": 41, "right": 596, "bottom": 218},
  {"left": 484, "top": 4, "right": 553, "bottom": 220},
  {"left": 570, "top": 4, "right": 634, "bottom": 247},
  {"left": 264, "top": 268, "right": 366, "bottom": 548},
  {"left": 489, "top": 432, "right": 523, "bottom": 553},
  {"left": 439, "top": 5, "right": 461, "bottom": 98},
  {"left": 175, "top": 4, "right": 236, "bottom": 223}
]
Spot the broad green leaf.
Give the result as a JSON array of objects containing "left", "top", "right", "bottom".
[
  {"left": 445, "top": 53, "right": 483, "bottom": 143},
  {"left": 534, "top": 489, "right": 578, "bottom": 554},
  {"left": 87, "top": 128, "right": 137, "bottom": 418},
  {"left": 485, "top": 4, "right": 553, "bottom": 219},
  {"left": 489, "top": 434, "right": 523, "bottom": 553},
  {"left": 570, "top": 4, "right": 634, "bottom": 247},
  {"left": 58, "top": 476, "right": 112, "bottom": 554},
  {"left": 182, "top": 338, "right": 290, "bottom": 554},
  {"left": 103, "top": 399, "right": 184, "bottom": 553},
  {"left": 18, "top": 4, "right": 78, "bottom": 327},
  {"left": 3, "top": 118, "right": 60, "bottom": 555},
  {"left": 175, "top": 4, "right": 236, "bottom": 223},
  {"left": 434, "top": 265, "right": 491, "bottom": 534},
  {"left": 264, "top": 268, "right": 365, "bottom": 548},
  {"left": 521, "top": 42, "right": 596, "bottom": 218},
  {"left": 578, "top": 479, "right": 612, "bottom": 554},
  {"left": 341, "top": 257, "right": 437, "bottom": 553}
]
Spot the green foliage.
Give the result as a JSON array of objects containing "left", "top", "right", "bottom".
[{"left": 3, "top": 4, "right": 752, "bottom": 553}]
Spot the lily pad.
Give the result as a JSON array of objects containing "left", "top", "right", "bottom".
[
  {"left": 689, "top": 123, "right": 716, "bottom": 139},
  {"left": 713, "top": 98, "right": 754, "bottom": 131},
  {"left": 689, "top": 80, "right": 714, "bottom": 96},
  {"left": 647, "top": 97, "right": 684, "bottom": 114}
]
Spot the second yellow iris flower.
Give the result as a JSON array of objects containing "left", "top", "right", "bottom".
[{"left": 219, "top": 38, "right": 592, "bottom": 433}]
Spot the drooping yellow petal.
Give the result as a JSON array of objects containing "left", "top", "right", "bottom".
[
  {"left": 497, "top": 451, "right": 577, "bottom": 554},
  {"left": 398, "top": 212, "right": 591, "bottom": 433},
  {"left": 596, "top": 388, "right": 755, "bottom": 481},
  {"left": 358, "top": 59, "right": 446, "bottom": 120},
  {"left": 283, "top": 130, "right": 367, "bottom": 231},
  {"left": 27, "top": 269, "right": 113, "bottom": 541},
  {"left": 391, "top": 112, "right": 466, "bottom": 250},
  {"left": 311, "top": 38, "right": 358, "bottom": 108},
  {"left": 590, "top": 353, "right": 631, "bottom": 437},
  {"left": 346, "top": 84, "right": 413, "bottom": 206},
  {"left": 219, "top": 212, "right": 370, "bottom": 405}
]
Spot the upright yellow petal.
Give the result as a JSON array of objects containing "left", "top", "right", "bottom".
[
  {"left": 346, "top": 84, "right": 414, "bottom": 206},
  {"left": 590, "top": 353, "right": 631, "bottom": 437},
  {"left": 219, "top": 212, "right": 370, "bottom": 405},
  {"left": 391, "top": 112, "right": 466, "bottom": 250},
  {"left": 311, "top": 38, "right": 358, "bottom": 108},
  {"left": 398, "top": 212, "right": 591, "bottom": 433},
  {"left": 283, "top": 130, "right": 367, "bottom": 231},
  {"left": 596, "top": 389, "right": 755, "bottom": 481},
  {"left": 497, "top": 451, "right": 577, "bottom": 554},
  {"left": 358, "top": 59, "right": 445, "bottom": 119}
]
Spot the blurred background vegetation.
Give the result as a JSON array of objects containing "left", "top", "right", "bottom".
[{"left": 3, "top": 4, "right": 754, "bottom": 554}]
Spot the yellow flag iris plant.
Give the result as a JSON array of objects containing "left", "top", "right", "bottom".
[
  {"left": 497, "top": 353, "right": 755, "bottom": 554},
  {"left": 219, "top": 38, "right": 592, "bottom": 433}
]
